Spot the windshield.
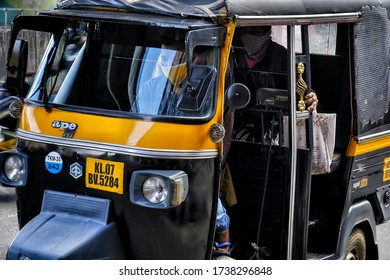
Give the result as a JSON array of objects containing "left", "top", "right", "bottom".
[{"left": 27, "top": 22, "right": 218, "bottom": 120}]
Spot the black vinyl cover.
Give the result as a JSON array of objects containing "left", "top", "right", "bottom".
[
  {"left": 56, "top": 0, "right": 227, "bottom": 19},
  {"left": 56, "top": 0, "right": 390, "bottom": 20}
]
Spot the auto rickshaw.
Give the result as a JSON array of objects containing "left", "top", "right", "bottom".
[{"left": 1, "top": 0, "right": 390, "bottom": 260}]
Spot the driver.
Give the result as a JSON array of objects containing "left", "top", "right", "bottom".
[{"left": 132, "top": 35, "right": 187, "bottom": 115}]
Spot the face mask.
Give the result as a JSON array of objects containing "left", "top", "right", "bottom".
[
  {"left": 159, "top": 48, "right": 187, "bottom": 84},
  {"left": 160, "top": 62, "right": 187, "bottom": 85},
  {"left": 241, "top": 30, "right": 271, "bottom": 57}
]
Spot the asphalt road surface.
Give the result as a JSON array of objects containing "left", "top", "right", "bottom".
[
  {"left": 0, "top": 186, "right": 18, "bottom": 260},
  {"left": 1, "top": 185, "right": 390, "bottom": 260}
]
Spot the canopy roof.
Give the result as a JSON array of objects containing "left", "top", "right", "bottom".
[{"left": 56, "top": 0, "right": 390, "bottom": 21}]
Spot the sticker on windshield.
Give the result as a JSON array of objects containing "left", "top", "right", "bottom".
[
  {"left": 45, "top": 151, "right": 63, "bottom": 174},
  {"left": 85, "top": 158, "right": 124, "bottom": 194}
]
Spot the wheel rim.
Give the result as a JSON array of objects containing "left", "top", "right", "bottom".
[{"left": 345, "top": 247, "right": 360, "bottom": 260}]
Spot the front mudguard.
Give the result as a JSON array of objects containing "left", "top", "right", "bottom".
[
  {"left": 335, "top": 199, "right": 378, "bottom": 259},
  {"left": 7, "top": 190, "right": 125, "bottom": 260}
]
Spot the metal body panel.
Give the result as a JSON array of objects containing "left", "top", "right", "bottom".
[{"left": 14, "top": 137, "right": 217, "bottom": 259}]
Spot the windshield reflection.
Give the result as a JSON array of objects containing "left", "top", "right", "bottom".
[{"left": 28, "top": 23, "right": 218, "bottom": 120}]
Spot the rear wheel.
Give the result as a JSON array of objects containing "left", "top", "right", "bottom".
[{"left": 344, "top": 228, "right": 366, "bottom": 260}]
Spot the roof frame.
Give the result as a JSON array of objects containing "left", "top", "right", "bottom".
[{"left": 234, "top": 12, "right": 362, "bottom": 26}]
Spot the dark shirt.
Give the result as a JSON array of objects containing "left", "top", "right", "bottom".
[
  {"left": 232, "top": 41, "right": 288, "bottom": 143},
  {"left": 236, "top": 41, "right": 288, "bottom": 106}
]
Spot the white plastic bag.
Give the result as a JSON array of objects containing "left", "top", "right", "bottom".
[{"left": 311, "top": 112, "right": 336, "bottom": 174}]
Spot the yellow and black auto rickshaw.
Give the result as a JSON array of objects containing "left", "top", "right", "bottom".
[{"left": 1, "top": 0, "right": 390, "bottom": 260}]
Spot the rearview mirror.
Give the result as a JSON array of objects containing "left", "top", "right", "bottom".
[
  {"left": 177, "top": 65, "right": 217, "bottom": 112},
  {"left": 5, "top": 39, "right": 28, "bottom": 90},
  {"left": 225, "top": 83, "right": 251, "bottom": 110}
]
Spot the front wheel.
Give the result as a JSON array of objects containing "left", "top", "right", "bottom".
[{"left": 344, "top": 228, "right": 366, "bottom": 260}]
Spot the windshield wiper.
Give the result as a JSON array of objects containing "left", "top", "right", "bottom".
[{"left": 36, "top": 34, "right": 64, "bottom": 112}]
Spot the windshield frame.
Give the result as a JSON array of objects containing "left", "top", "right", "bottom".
[{"left": 23, "top": 16, "right": 222, "bottom": 124}]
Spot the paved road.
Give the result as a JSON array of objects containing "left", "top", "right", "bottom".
[
  {"left": 0, "top": 186, "right": 18, "bottom": 260},
  {"left": 1, "top": 185, "right": 390, "bottom": 260},
  {"left": 377, "top": 221, "right": 390, "bottom": 260}
]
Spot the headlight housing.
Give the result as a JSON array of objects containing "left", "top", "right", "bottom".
[
  {"left": 0, "top": 150, "right": 29, "bottom": 187},
  {"left": 130, "top": 170, "right": 189, "bottom": 209}
]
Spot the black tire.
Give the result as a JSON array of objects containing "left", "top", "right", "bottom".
[{"left": 344, "top": 228, "right": 366, "bottom": 260}]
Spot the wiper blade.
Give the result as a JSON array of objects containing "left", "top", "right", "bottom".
[
  {"left": 38, "top": 34, "right": 64, "bottom": 112},
  {"left": 40, "top": 45, "right": 56, "bottom": 112}
]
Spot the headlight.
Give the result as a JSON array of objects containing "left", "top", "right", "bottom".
[
  {"left": 130, "top": 170, "right": 189, "bottom": 209},
  {"left": 0, "top": 150, "right": 29, "bottom": 187},
  {"left": 142, "top": 176, "right": 168, "bottom": 203},
  {"left": 4, "top": 155, "right": 25, "bottom": 182}
]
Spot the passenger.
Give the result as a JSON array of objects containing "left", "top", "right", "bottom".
[
  {"left": 237, "top": 26, "right": 318, "bottom": 111},
  {"left": 232, "top": 26, "right": 318, "bottom": 144}
]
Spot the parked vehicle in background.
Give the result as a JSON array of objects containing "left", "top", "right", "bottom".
[
  {"left": 1, "top": 6, "right": 53, "bottom": 152},
  {"left": 0, "top": 80, "right": 20, "bottom": 151}
]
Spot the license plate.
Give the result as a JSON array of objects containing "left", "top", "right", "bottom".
[{"left": 85, "top": 158, "right": 124, "bottom": 194}]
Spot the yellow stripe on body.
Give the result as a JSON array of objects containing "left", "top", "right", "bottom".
[
  {"left": 347, "top": 135, "right": 390, "bottom": 157},
  {"left": 19, "top": 105, "right": 220, "bottom": 151}
]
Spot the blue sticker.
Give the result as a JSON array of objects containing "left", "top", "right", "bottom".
[{"left": 45, "top": 151, "right": 63, "bottom": 174}]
